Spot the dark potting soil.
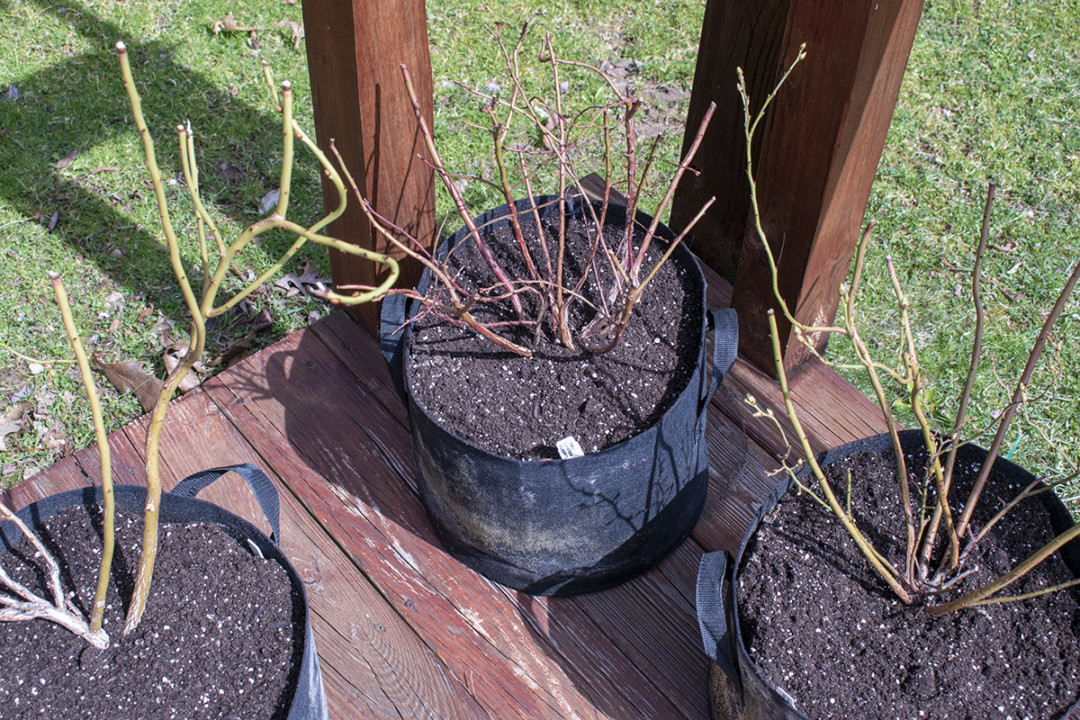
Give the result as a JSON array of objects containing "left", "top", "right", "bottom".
[
  {"left": 0, "top": 504, "right": 303, "bottom": 720},
  {"left": 737, "top": 445, "right": 1080, "bottom": 720},
  {"left": 406, "top": 210, "right": 703, "bottom": 460}
]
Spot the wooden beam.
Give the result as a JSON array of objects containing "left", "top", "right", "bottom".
[
  {"left": 301, "top": 0, "right": 436, "bottom": 332},
  {"left": 670, "top": 0, "right": 923, "bottom": 372}
]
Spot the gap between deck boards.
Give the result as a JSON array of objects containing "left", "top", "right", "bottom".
[{"left": 3, "top": 261, "right": 884, "bottom": 719}]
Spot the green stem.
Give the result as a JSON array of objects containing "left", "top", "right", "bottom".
[
  {"left": 50, "top": 273, "right": 113, "bottom": 640},
  {"left": 768, "top": 312, "right": 913, "bottom": 603},
  {"left": 929, "top": 520, "right": 1080, "bottom": 614},
  {"left": 117, "top": 41, "right": 205, "bottom": 634},
  {"left": 954, "top": 258, "right": 1080, "bottom": 541}
]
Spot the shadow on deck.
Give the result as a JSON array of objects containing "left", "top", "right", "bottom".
[{"left": 3, "top": 265, "right": 884, "bottom": 719}]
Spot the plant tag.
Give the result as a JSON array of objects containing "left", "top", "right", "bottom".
[{"left": 556, "top": 436, "right": 584, "bottom": 459}]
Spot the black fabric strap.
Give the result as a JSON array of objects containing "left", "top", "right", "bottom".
[
  {"left": 170, "top": 464, "right": 281, "bottom": 544},
  {"left": 697, "top": 550, "right": 739, "bottom": 684},
  {"left": 379, "top": 292, "right": 410, "bottom": 402},
  {"left": 700, "top": 307, "right": 739, "bottom": 415}
]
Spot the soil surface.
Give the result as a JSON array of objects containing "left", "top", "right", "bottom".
[
  {"left": 0, "top": 504, "right": 303, "bottom": 720},
  {"left": 736, "top": 444, "right": 1080, "bottom": 720},
  {"left": 405, "top": 208, "right": 703, "bottom": 460}
]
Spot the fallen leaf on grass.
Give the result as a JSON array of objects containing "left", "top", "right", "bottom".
[
  {"left": 163, "top": 340, "right": 207, "bottom": 393},
  {"left": 0, "top": 418, "right": 22, "bottom": 451},
  {"left": 251, "top": 309, "right": 274, "bottom": 333},
  {"left": 91, "top": 356, "right": 163, "bottom": 413},
  {"left": 207, "top": 309, "right": 274, "bottom": 369},
  {"left": 38, "top": 424, "right": 67, "bottom": 452},
  {"left": 281, "top": 19, "right": 304, "bottom": 49},
  {"left": 211, "top": 11, "right": 263, "bottom": 34},
  {"left": 259, "top": 188, "right": 281, "bottom": 214},
  {"left": 210, "top": 336, "right": 254, "bottom": 369},
  {"left": 105, "top": 290, "right": 125, "bottom": 312},
  {"left": 0, "top": 127, "right": 26, "bottom": 151},
  {"left": 55, "top": 144, "right": 84, "bottom": 169},
  {"left": 1002, "top": 289, "right": 1028, "bottom": 303},
  {"left": 274, "top": 261, "right": 330, "bottom": 298}
]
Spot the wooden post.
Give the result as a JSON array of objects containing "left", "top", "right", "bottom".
[
  {"left": 301, "top": 0, "right": 436, "bottom": 332},
  {"left": 669, "top": 0, "right": 923, "bottom": 372}
]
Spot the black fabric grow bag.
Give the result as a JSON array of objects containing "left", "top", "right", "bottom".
[
  {"left": 0, "top": 464, "right": 327, "bottom": 720},
  {"left": 696, "top": 430, "right": 1080, "bottom": 720},
  {"left": 382, "top": 194, "right": 739, "bottom": 595}
]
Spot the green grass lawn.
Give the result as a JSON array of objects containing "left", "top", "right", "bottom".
[{"left": 0, "top": 0, "right": 1077, "bottom": 512}]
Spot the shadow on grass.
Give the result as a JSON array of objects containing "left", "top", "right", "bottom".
[{"left": 0, "top": 0, "right": 321, "bottom": 321}]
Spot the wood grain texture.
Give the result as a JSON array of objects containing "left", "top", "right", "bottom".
[
  {"left": 669, "top": 0, "right": 790, "bottom": 281},
  {"left": 4, "top": 393, "right": 483, "bottom": 719},
  {"left": 301, "top": 0, "right": 436, "bottom": 331},
  {"left": 2, "top": 252, "right": 906, "bottom": 719},
  {"left": 671, "top": 0, "right": 923, "bottom": 373},
  {"left": 205, "top": 323, "right": 696, "bottom": 719}
]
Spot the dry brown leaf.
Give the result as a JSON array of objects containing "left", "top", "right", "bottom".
[
  {"left": 41, "top": 425, "right": 67, "bottom": 452},
  {"left": 163, "top": 340, "right": 205, "bottom": 393},
  {"left": 54, "top": 146, "right": 82, "bottom": 169},
  {"left": 91, "top": 356, "right": 163, "bottom": 413},
  {"left": 209, "top": 334, "right": 255, "bottom": 369},
  {"left": 251, "top": 309, "right": 274, "bottom": 333},
  {"left": 0, "top": 418, "right": 22, "bottom": 451},
  {"left": 1, "top": 127, "right": 27, "bottom": 151},
  {"left": 274, "top": 264, "right": 330, "bottom": 298},
  {"left": 211, "top": 11, "right": 261, "bottom": 34},
  {"left": 281, "top": 19, "right": 305, "bottom": 49}
]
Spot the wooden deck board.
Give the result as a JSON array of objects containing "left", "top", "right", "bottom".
[
  {"left": 205, "top": 322, "right": 692, "bottom": 720},
  {"left": 2, "top": 264, "right": 884, "bottom": 719}
]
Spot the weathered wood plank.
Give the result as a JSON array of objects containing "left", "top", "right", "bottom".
[
  {"left": 144, "top": 393, "right": 490, "bottom": 720},
  {"left": 300, "top": 0, "right": 436, "bottom": 332},
  {"left": 6, "top": 393, "right": 482, "bottom": 719},
  {"left": 308, "top": 308, "right": 410, "bottom": 427},
  {"left": 672, "top": 0, "right": 923, "bottom": 372},
  {"left": 205, "top": 323, "right": 696, "bottom": 718},
  {"left": 301, "top": 306, "right": 717, "bottom": 716},
  {"left": 562, "top": 541, "right": 710, "bottom": 717}
]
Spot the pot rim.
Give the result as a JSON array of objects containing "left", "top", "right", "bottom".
[
  {"left": 0, "top": 480, "right": 327, "bottom": 720},
  {"left": 398, "top": 192, "right": 713, "bottom": 464},
  {"left": 715, "top": 428, "right": 1079, "bottom": 719}
]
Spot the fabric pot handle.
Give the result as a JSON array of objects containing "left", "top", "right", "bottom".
[
  {"left": 170, "top": 464, "right": 281, "bottom": 544},
  {"left": 697, "top": 550, "right": 741, "bottom": 691},
  {"left": 700, "top": 308, "right": 739, "bottom": 416},
  {"left": 379, "top": 293, "right": 410, "bottom": 403}
]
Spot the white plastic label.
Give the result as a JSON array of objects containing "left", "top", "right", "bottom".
[{"left": 556, "top": 436, "right": 584, "bottom": 459}]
